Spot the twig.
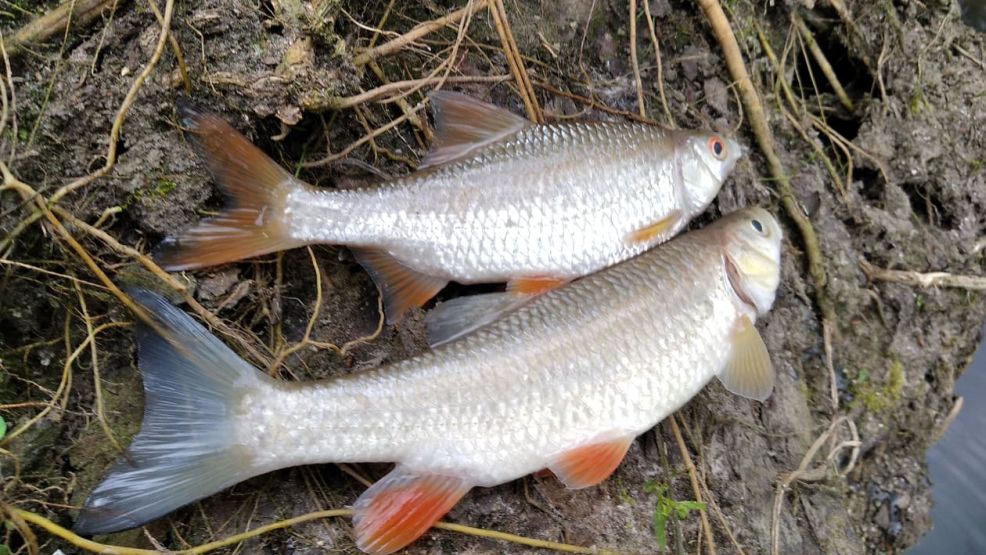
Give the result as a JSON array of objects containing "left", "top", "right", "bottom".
[
  {"left": 860, "top": 258, "right": 986, "bottom": 290},
  {"left": 6, "top": 505, "right": 621, "bottom": 555},
  {"left": 6, "top": 0, "right": 115, "bottom": 57},
  {"left": 629, "top": 0, "right": 646, "bottom": 118},
  {"left": 642, "top": 0, "right": 675, "bottom": 127},
  {"left": 352, "top": 0, "right": 488, "bottom": 66},
  {"left": 694, "top": 0, "right": 836, "bottom": 326},
  {"left": 489, "top": 0, "right": 542, "bottom": 122},
  {"left": 669, "top": 415, "right": 717, "bottom": 555},
  {"left": 791, "top": 13, "right": 854, "bottom": 112},
  {"left": 770, "top": 416, "right": 860, "bottom": 555}
]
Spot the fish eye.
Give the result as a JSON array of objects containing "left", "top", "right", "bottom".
[
  {"left": 751, "top": 219, "right": 765, "bottom": 234},
  {"left": 707, "top": 136, "right": 726, "bottom": 160}
]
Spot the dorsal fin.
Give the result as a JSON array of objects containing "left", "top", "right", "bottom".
[{"left": 420, "top": 91, "right": 532, "bottom": 169}]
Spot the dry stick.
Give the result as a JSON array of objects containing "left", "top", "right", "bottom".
[
  {"left": 147, "top": 0, "right": 191, "bottom": 93},
  {"left": 353, "top": 0, "right": 488, "bottom": 66},
  {"left": 669, "top": 415, "right": 717, "bottom": 555},
  {"left": 791, "top": 13, "right": 853, "bottom": 112},
  {"left": 7, "top": 506, "right": 618, "bottom": 555},
  {"left": 694, "top": 0, "right": 835, "bottom": 326},
  {"left": 489, "top": 0, "right": 542, "bottom": 122},
  {"left": 72, "top": 279, "right": 128, "bottom": 456},
  {"left": 642, "top": 0, "right": 675, "bottom": 128},
  {"left": 48, "top": 206, "right": 271, "bottom": 365},
  {"left": 629, "top": 0, "right": 646, "bottom": 118},
  {"left": 860, "top": 259, "right": 986, "bottom": 290},
  {"left": 48, "top": 0, "right": 175, "bottom": 205},
  {"left": 769, "top": 417, "right": 859, "bottom": 555},
  {"left": 6, "top": 0, "right": 114, "bottom": 57}
]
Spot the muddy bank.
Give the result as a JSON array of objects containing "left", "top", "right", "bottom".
[{"left": 1, "top": 1, "right": 984, "bottom": 553}]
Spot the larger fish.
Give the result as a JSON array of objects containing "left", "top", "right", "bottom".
[
  {"left": 157, "top": 92, "right": 743, "bottom": 321},
  {"left": 77, "top": 207, "right": 781, "bottom": 553}
]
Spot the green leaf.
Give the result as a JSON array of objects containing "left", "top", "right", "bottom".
[{"left": 0, "top": 418, "right": 6, "bottom": 441}]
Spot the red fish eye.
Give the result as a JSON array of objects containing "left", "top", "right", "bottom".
[{"left": 707, "top": 136, "right": 725, "bottom": 158}]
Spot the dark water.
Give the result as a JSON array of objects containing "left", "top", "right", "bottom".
[
  {"left": 909, "top": 327, "right": 986, "bottom": 554},
  {"left": 961, "top": 0, "right": 986, "bottom": 32}
]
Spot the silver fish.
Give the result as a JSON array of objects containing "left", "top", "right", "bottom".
[
  {"left": 77, "top": 207, "right": 781, "bottom": 553},
  {"left": 156, "top": 92, "right": 743, "bottom": 321}
]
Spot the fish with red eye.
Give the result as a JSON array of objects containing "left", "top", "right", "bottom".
[{"left": 156, "top": 92, "right": 744, "bottom": 323}]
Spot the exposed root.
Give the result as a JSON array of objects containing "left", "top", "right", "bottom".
[
  {"left": 669, "top": 415, "right": 717, "bottom": 555},
  {"left": 6, "top": 0, "right": 116, "bottom": 57},
  {"left": 4, "top": 505, "right": 622, "bottom": 555},
  {"left": 860, "top": 259, "right": 986, "bottom": 291},
  {"left": 770, "top": 416, "right": 860, "bottom": 555}
]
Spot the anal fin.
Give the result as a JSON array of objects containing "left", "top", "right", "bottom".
[
  {"left": 548, "top": 436, "right": 633, "bottom": 489},
  {"left": 352, "top": 248, "right": 448, "bottom": 324},
  {"left": 718, "top": 315, "right": 775, "bottom": 401},
  {"left": 626, "top": 211, "right": 682, "bottom": 245},
  {"left": 353, "top": 468, "right": 470, "bottom": 554}
]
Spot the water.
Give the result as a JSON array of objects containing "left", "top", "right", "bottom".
[{"left": 909, "top": 328, "right": 986, "bottom": 554}]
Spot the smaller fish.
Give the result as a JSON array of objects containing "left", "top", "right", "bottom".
[
  {"left": 156, "top": 92, "right": 742, "bottom": 321},
  {"left": 75, "top": 208, "right": 782, "bottom": 554}
]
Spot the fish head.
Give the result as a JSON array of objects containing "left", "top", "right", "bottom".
[
  {"left": 716, "top": 207, "right": 783, "bottom": 316},
  {"left": 675, "top": 131, "right": 744, "bottom": 213}
]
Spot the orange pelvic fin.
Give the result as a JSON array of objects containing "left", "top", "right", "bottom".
[
  {"left": 353, "top": 468, "right": 470, "bottom": 554},
  {"left": 507, "top": 276, "right": 569, "bottom": 296},
  {"left": 420, "top": 91, "right": 531, "bottom": 169},
  {"left": 626, "top": 211, "right": 682, "bottom": 245},
  {"left": 154, "top": 101, "right": 305, "bottom": 270},
  {"left": 352, "top": 248, "right": 448, "bottom": 323},
  {"left": 548, "top": 436, "right": 633, "bottom": 489}
]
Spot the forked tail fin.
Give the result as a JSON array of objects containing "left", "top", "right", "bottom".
[
  {"left": 74, "top": 289, "right": 270, "bottom": 535},
  {"left": 154, "top": 102, "right": 307, "bottom": 270}
]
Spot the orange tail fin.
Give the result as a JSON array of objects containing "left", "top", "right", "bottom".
[
  {"left": 154, "top": 102, "right": 305, "bottom": 271},
  {"left": 353, "top": 468, "right": 470, "bottom": 554}
]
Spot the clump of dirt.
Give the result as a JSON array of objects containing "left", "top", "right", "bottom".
[{"left": 1, "top": 1, "right": 984, "bottom": 554}]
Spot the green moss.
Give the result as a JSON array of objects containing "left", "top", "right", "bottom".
[{"left": 851, "top": 359, "right": 905, "bottom": 413}]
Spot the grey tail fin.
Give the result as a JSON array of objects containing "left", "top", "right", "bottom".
[{"left": 74, "top": 289, "right": 271, "bottom": 535}]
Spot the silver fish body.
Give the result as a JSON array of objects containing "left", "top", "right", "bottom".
[
  {"left": 288, "top": 121, "right": 733, "bottom": 282},
  {"left": 157, "top": 93, "right": 742, "bottom": 320},
  {"left": 78, "top": 208, "right": 782, "bottom": 553}
]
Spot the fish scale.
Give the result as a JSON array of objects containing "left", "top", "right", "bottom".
[
  {"left": 156, "top": 93, "right": 742, "bottom": 321},
  {"left": 237, "top": 220, "right": 744, "bottom": 486}
]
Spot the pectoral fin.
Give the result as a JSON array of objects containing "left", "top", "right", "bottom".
[
  {"left": 717, "top": 315, "right": 775, "bottom": 401},
  {"left": 547, "top": 436, "right": 633, "bottom": 489},
  {"left": 352, "top": 248, "right": 448, "bottom": 323},
  {"left": 420, "top": 91, "right": 532, "bottom": 169},
  {"left": 353, "top": 468, "right": 471, "bottom": 554},
  {"left": 625, "top": 211, "right": 682, "bottom": 245},
  {"left": 425, "top": 292, "right": 532, "bottom": 347}
]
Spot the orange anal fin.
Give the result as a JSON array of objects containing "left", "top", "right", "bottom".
[
  {"left": 548, "top": 436, "right": 634, "bottom": 490},
  {"left": 626, "top": 211, "right": 682, "bottom": 245},
  {"left": 352, "top": 248, "right": 448, "bottom": 324},
  {"left": 353, "top": 468, "right": 470, "bottom": 555},
  {"left": 154, "top": 101, "right": 303, "bottom": 271},
  {"left": 507, "top": 276, "right": 569, "bottom": 296}
]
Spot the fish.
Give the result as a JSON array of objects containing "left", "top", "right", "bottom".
[
  {"left": 156, "top": 92, "right": 743, "bottom": 322},
  {"left": 76, "top": 207, "right": 782, "bottom": 553}
]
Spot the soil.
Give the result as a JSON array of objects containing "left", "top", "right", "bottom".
[{"left": 1, "top": 0, "right": 985, "bottom": 554}]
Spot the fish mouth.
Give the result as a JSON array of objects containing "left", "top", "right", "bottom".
[{"left": 724, "top": 254, "right": 757, "bottom": 311}]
